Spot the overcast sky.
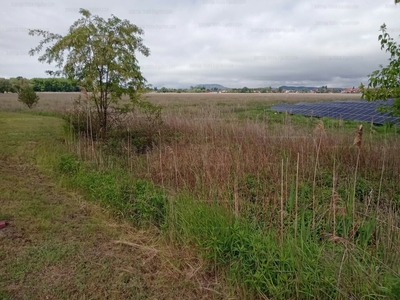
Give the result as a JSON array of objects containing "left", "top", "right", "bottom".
[{"left": 0, "top": 0, "right": 399, "bottom": 88}]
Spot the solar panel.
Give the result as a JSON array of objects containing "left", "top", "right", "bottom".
[{"left": 270, "top": 99, "right": 400, "bottom": 125}]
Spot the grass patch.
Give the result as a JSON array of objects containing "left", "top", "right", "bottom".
[
  {"left": 172, "top": 194, "right": 400, "bottom": 299},
  {"left": 0, "top": 112, "right": 227, "bottom": 299}
]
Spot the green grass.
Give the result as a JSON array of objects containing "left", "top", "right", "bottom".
[
  {"left": 171, "top": 193, "right": 400, "bottom": 299},
  {"left": 0, "top": 112, "right": 226, "bottom": 299}
]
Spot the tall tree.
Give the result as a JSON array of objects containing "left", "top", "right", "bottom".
[
  {"left": 360, "top": 2, "right": 400, "bottom": 118},
  {"left": 0, "top": 78, "right": 12, "bottom": 93},
  {"left": 29, "top": 8, "right": 150, "bottom": 137}
]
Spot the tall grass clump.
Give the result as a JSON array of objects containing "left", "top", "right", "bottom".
[
  {"left": 56, "top": 153, "right": 167, "bottom": 228},
  {"left": 172, "top": 194, "right": 400, "bottom": 299}
]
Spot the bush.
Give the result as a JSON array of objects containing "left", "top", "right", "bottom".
[
  {"left": 17, "top": 86, "right": 40, "bottom": 109},
  {"left": 64, "top": 95, "right": 162, "bottom": 147},
  {"left": 129, "top": 180, "right": 167, "bottom": 227},
  {"left": 58, "top": 154, "right": 81, "bottom": 175},
  {"left": 63, "top": 96, "right": 101, "bottom": 139}
]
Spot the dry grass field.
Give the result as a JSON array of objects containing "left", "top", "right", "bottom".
[{"left": 0, "top": 92, "right": 362, "bottom": 112}]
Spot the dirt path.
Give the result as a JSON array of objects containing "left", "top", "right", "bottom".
[{"left": 0, "top": 113, "right": 226, "bottom": 300}]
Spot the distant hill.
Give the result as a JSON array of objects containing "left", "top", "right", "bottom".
[
  {"left": 194, "top": 84, "right": 228, "bottom": 90},
  {"left": 280, "top": 86, "right": 317, "bottom": 90},
  {"left": 191, "top": 84, "right": 344, "bottom": 91},
  {"left": 280, "top": 86, "right": 344, "bottom": 91}
]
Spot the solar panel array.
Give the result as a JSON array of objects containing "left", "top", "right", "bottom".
[{"left": 270, "top": 99, "right": 400, "bottom": 125}]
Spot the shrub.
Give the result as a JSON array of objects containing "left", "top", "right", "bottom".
[
  {"left": 58, "top": 154, "right": 80, "bottom": 175},
  {"left": 129, "top": 180, "right": 167, "bottom": 228},
  {"left": 64, "top": 95, "right": 162, "bottom": 154},
  {"left": 17, "top": 85, "right": 40, "bottom": 109}
]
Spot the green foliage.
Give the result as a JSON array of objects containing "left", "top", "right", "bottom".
[
  {"left": 30, "top": 77, "right": 79, "bottom": 92},
  {"left": 241, "top": 173, "right": 258, "bottom": 203},
  {"left": 63, "top": 93, "right": 162, "bottom": 146},
  {"left": 74, "top": 170, "right": 125, "bottom": 208},
  {"left": 58, "top": 154, "right": 81, "bottom": 175},
  {"left": 386, "top": 277, "right": 400, "bottom": 299},
  {"left": 173, "top": 195, "right": 395, "bottom": 298},
  {"left": 0, "top": 291, "right": 12, "bottom": 300},
  {"left": 58, "top": 155, "right": 167, "bottom": 228},
  {"left": 17, "top": 85, "right": 40, "bottom": 109},
  {"left": 0, "top": 77, "right": 79, "bottom": 93},
  {"left": 29, "top": 8, "right": 151, "bottom": 136},
  {"left": 128, "top": 129, "right": 154, "bottom": 154},
  {"left": 357, "top": 218, "right": 377, "bottom": 247},
  {"left": 129, "top": 180, "right": 167, "bottom": 227},
  {"left": 0, "top": 78, "right": 12, "bottom": 93},
  {"left": 354, "top": 177, "right": 371, "bottom": 201},
  {"left": 0, "top": 77, "right": 28, "bottom": 93},
  {"left": 361, "top": 23, "right": 400, "bottom": 119},
  {"left": 240, "top": 86, "right": 250, "bottom": 93}
]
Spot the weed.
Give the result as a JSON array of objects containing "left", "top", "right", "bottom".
[{"left": 58, "top": 154, "right": 81, "bottom": 175}]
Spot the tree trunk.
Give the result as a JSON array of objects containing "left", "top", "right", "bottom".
[{"left": 99, "top": 108, "right": 107, "bottom": 140}]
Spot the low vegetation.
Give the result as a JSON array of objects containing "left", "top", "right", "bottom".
[
  {"left": 2, "top": 91, "right": 399, "bottom": 298},
  {"left": 0, "top": 111, "right": 230, "bottom": 299},
  {"left": 17, "top": 85, "right": 40, "bottom": 109},
  {"left": 75, "top": 99, "right": 400, "bottom": 298}
]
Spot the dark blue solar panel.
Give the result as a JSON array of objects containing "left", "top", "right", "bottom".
[{"left": 270, "top": 99, "right": 400, "bottom": 125}]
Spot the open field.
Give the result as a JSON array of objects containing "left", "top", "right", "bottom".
[
  {"left": 1, "top": 92, "right": 400, "bottom": 298},
  {"left": 0, "top": 92, "right": 362, "bottom": 112}
]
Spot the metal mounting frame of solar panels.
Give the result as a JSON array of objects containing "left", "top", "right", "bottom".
[{"left": 270, "top": 99, "right": 400, "bottom": 125}]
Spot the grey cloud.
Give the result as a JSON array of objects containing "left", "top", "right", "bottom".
[{"left": 0, "top": 0, "right": 399, "bottom": 88}]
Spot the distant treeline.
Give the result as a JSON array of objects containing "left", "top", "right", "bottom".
[
  {"left": 153, "top": 85, "right": 345, "bottom": 94},
  {"left": 0, "top": 77, "right": 79, "bottom": 93},
  {"left": 30, "top": 78, "right": 79, "bottom": 92}
]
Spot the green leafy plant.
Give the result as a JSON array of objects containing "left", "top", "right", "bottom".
[
  {"left": 29, "top": 8, "right": 151, "bottom": 138},
  {"left": 360, "top": 23, "right": 400, "bottom": 120},
  {"left": 17, "top": 85, "right": 40, "bottom": 109},
  {"left": 58, "top": 154, "right": 81, "bottom": 175},
  {"left": 130, "top": 180, "right": 167, "bottom": 227}
]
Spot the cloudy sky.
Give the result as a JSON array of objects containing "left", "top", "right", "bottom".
[{"left": 0, "top": 0, "right": 399, "bottom": 88}]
